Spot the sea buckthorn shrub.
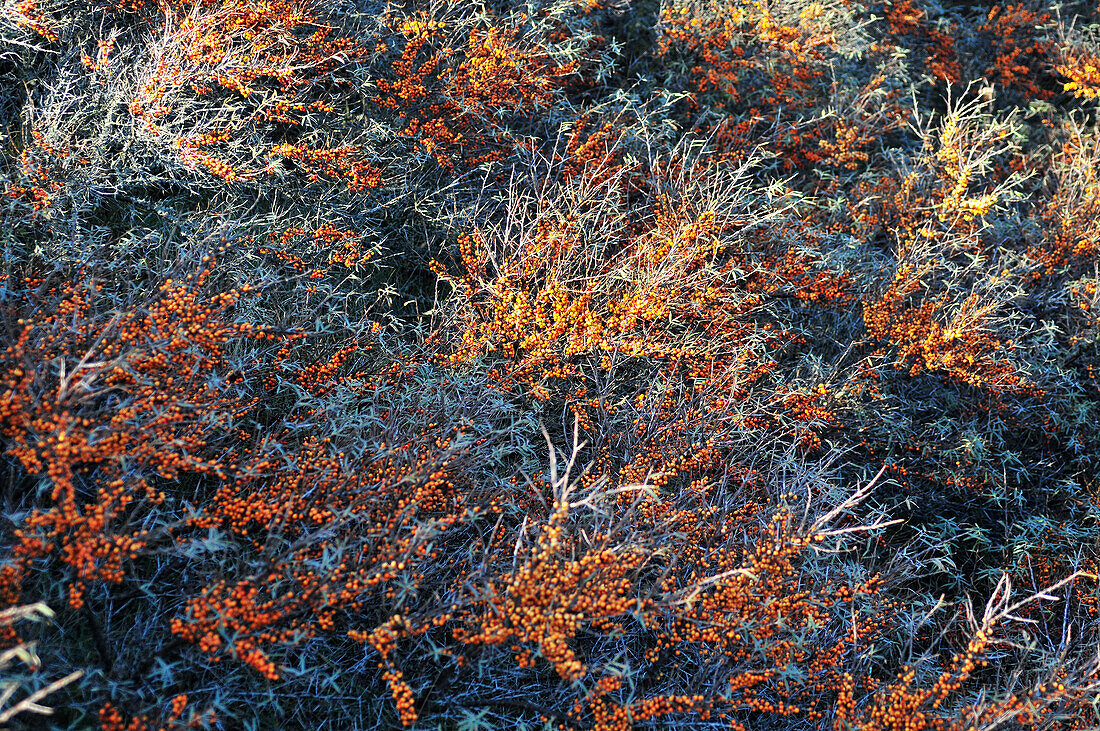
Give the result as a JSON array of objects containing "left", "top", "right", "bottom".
[
  {"left": 653, "top": 0, "right": 892, "bottom": 180},
  {"left": 966, "top": 4, "right": 1057, "bottom": 103},
  {"left": 2, "top": 0, "right": 379, "bottom": 188},
  {"left": 370, "top": 8, "right": 579, "bottom": 173},
  {"left": 1055, "top": 21, "right": 1100, "bottom": 102},
  {"left": 4, "top": 0, "right": 1100, "bottom": 729}
]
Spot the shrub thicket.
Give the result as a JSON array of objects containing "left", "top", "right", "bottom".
[{"left": 2, "top": 0, "right": 1100, "bottom": 728}]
